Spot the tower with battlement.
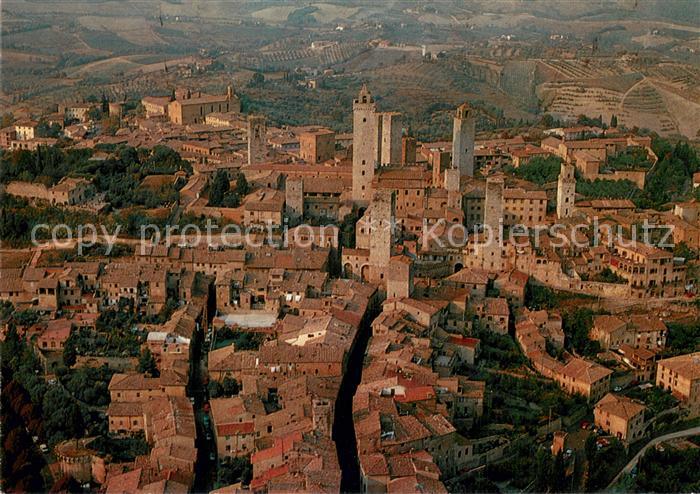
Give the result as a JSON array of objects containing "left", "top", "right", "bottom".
[
  {"left": 452, "top": 103, "right": 476, "bottom": 178},
  {"left": 557, "top": 162, "right": 576, "bottom": 219},
  {"left": 402, "top": 136, "right": 416, "bottom": 165},
  {"left": 352, "top": 85, "right": 380, "bottom": 205},
  {"left": 247, "top": 115, "right": 267, "bottom": 166},
  {"left": 380, "top": 112, "right": 402, "bottom": 166},
  {"left": 444, "top": 167, "right": 462, "bottom": 211},
  {"left": 285, "top": 177, "right": 304, "bottom": 223},
  {"left": 369, "top": 189, "right": 395, "bottom": 284},
  {"left": 483, "top": 176, "right": 504, "bottom": 271}
]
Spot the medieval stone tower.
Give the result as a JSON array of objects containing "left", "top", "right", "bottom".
[
  {"left": 444, "top": 167, "right": 462, "bottom": 211},
  {"left": 386, "top": 255, "right": 414, "bottom": 300},
  {"left": 247, "top": 115, "right": 267, "bottom": 166},
  {"left": 352, "top": 84, "right": 380, "bottom": 205},
  {"left": 483, "top": 176, "right": 504, "bottom": 271},
  {"left": 312, "top": 398, "right": 333, "bottom": 437},
  {"left": 381, "top": 112, "right": 402, "bottom": 166},
  {"left": 452, "top": 103, "right": 476, "bottom": 177},
  {"left": 285, "top": 177, "right": 304, "bottom": 223},
  {"left": 557, "top": 162, "right": 576, "bottom": 219},
  {"left": 401, "top": 136, "right": 417, "bottom": 165},
  {"left": 369, "top": 189, "right": 395, "bottom": 285}
]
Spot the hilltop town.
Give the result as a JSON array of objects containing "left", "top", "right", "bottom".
[{"left": 1, "top": 71, "right": 699, "bottom": 494}]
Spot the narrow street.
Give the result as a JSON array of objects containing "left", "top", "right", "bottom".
[
  {"left": 191, "top": 324, "right": 216, "bottom": 492},
  {"left": 333, "top": 301, "right": 379, "bottom": 493}
]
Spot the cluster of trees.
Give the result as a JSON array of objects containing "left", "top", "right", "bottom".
[
  {"left": 64, "top": 304, "right": 144, "bottom": 362},
  {"left": 484, "top": 372, "right": 586, "bottom": 431},
  {"left": 584, "top": 435, "right": 626, "bottom": 491},
  {"left": 591, "top": 267, "right": 627, "bottom": 284},
  {"left": 634, "top": 441, "right": 700, "bottom": 492},
  {"left": 208, "top": 377, "right": 240, "bottom": 398},
  {"left": 664, "top": 320, "right": 700, "bottom": 356},
  {"left": 1, "top": 326, "right": 89, "bottom": 447},
  {"left": 562, "top": 307, "right": 602, "bottom": 357},
  {"left": 643, "top": 139, "right": 699, "bottom": 208},
  {"left": 215, "top": 327, "right": 265, "bottom": 351},
  {"left": 485, "top": 441, "right": 567, "bottom": 491},
  {"left": 525, "top": 282, "right": 559, "bottom": 310},
  {"left": 514, "top": 156, "right": 563, "bottom": 185},
  {"left": 138, "top": 349, "right": 159, "bottom": 377},
  {"left": 576, "top": 178, "right": 641, "bottom": 202},
  {"left": 604, "top": 147, "right": 652, "bottom": 171},
  {"left": 208, "top": 170, "right": 249, "bottom": 208},
  {"left": 90, "top": 434, "right": 148, "bottom": 463},
  {"left": 471, "top": 326, "right": 527, "bottom": 370},
  {"left": 216, "top": 456, "right": 252, "bottom": 489},
  {"left": 0, "top": 194, "right": 104, "bottom": 245},
  {"left": 577, "top": 138, "right": 700, "bottom": 210},
  {"left": 0, "top": 144, "right": 190, "bottom": 210},
  {"left": 59, "top": 366, "right": 114, "bottom": 407},
  {"left": 1, "top": 371, "right": 46, "bottom": 492}
]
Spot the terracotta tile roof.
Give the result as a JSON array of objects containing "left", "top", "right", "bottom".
[
  {"left": 592, "top": 315, "right": 627, "bottom": 335},
  {"left": 107, "top": 402, "right": 144, "bottom": 417},
  {"left": 251, "top": 430, "right": 303, "bottom": 464},
  {"left": 448, "top": 336, "right": 480, "bottom": 349},
  {"left": 359, "top": 453, "right": 389, "bottom": 477},
  {"left": 595, "top": 393, "right": 645, "bottom": 420},
  {"left": 561, "top": 358, "right": 613, "bottom": 384},
  {"left": 216, "top": 422, "right": 254, "bottom": 436}
]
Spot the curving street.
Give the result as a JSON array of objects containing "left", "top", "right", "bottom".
[{"left": 607, "top": 425, "right": 700, "bottom": 488}]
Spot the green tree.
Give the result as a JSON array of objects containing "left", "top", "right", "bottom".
[
  {"left": 209, "top": 170, "right": 230, "bottom": 207},
  {"left": 534, "top": 448, "right": 554, "bottom": 492},
  {"left": 235, "top": 173, "right": 249, "bottom": 196},
  {"left": 514, "top": 156, "right": 562, "bottom": 185},
  {"left": 247, "top": 72, "right": 265, "bottom": 88},
  {"left": 221, "top": 377, "right": 240, "bottom": 396},
  {"left": 63, "top": 339, "right": 77, "bottom": 367},
  {"left": 610, "top": 114, "right": 618, "bottom": 128},
  {"left": 138, "top": 349, "right": 159, "bottom": 377},
  {"left": 208, "top": 380, "right": 223, "bottom": 398}
]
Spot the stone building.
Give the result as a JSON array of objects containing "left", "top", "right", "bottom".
[
  {"left": 594, "top": 393, "right": 646, "bottom": 443},
  {"left": 369, "top": 190, "right": 396, "bottom": 285},
  {"left": 380, "top": 112, "right": 402, "bottom": 166},
  {"left": 452, "top": 103, "right": 475, "bottom": 177},
  {"left": 299, "top": 128, "right": 335, "bottom": 164},
  {"left": 285, "top": 177, "right": 304, "bottom": 222},
  {"left": 557, "top": 162, "right": 576, "bottom": 219},
  {"left": 656, "top": 352, "right": 700, "bottom": 418},
  {"left": 247, "top": 115, "right": 267, "bottom": 166},
  {"left": 352, "top": 85, "right": 380, "bottom": 205},
  {"left": 167, "top": 86, "right": 240, "bottom": 125},
  {"left": 483, "top": 176, "right": 504, "bottom": 272}
]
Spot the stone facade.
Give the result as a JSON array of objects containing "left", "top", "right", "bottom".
[
  {"left": 247, "top": 115, "right": 267, "bottom": 166},
  {"left": 557, "top": 162, "right": 576, "bottom": 219},
  {"left": 452, "top": 103, "right": 475, "bottom": 177},
  {"left": 352, "top": 85, "right": 380, "bottom": 205}
]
